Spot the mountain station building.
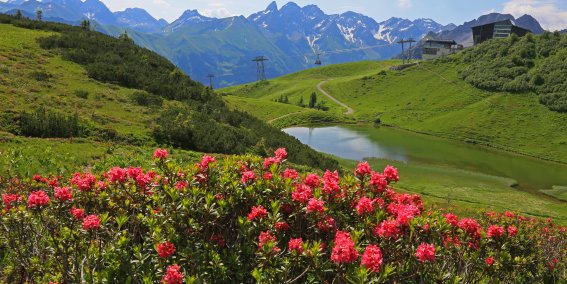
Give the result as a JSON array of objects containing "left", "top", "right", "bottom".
[
  {"left": 422, "top": 39, "right": 463, "bottom": 60},
  {"left": 472, "top": 20, "right": 532, "bottom": 45}
]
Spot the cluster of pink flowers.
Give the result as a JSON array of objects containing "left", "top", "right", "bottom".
[
  {"left": 175, "top": 180, "right": 188, "bottom": 190},
  {"left": 508, "top": 225, "right": 518, "bottom": 237},
  {"left": 241, "top": 171, "right": 256, "bottom": 184},
  {"left": 161, "top": 264, "right": 183, "bottom": 284},
  {"left": 322, "top": 170, "right": 340, "bottom": 194},
  {"left": 198, "top": 155, "right": 216, "bottom": 171},
  {"left": 82, "top": 214, "right": 101, "bottom": 231},
  {"left": 356, "top": 197, "right": 375, "bottom": 215},
  {"left": 153, "top": 148, "right": 168, "bottom": 160},
  {"left": 70, "top": 207, "right": 85, "bottom": 220},
  {"left": 262, "top": 148, "right": 287, "bottom": 169},
  {"left": 288, "top": 238, "right": 303, "bottom": 254},
  {"left": 386, "top": 193, "right": 422, "bottom": 226},
  {"left": 258, "top": 231, "right": 278, "bottom": 251},
  {"left": 415, "top": 243, "right": 436, "bottom": 262},
  {"left": 27, "top": 190, "right": 50, "bottom": 208},
  {"left": 274, "top": 148, "right": 287, "bottom": 162},
  {"left": 291, "top": 183, "right": 313, "bottom": 203},
  {"left": 374, "top": 219, "right": 401, "bottom": 239},
  {"left": 370, "top": 171, "right": 388, "bottom": 192},
  {"left": 71, "top": 172, "right": 97, "bottom": 191},
  {"left": 306, "top": 198, "right": 325, "bottom": 213},
  {"left": 247, "top": 205, "right": 268, "bottom": 221},
  {"left": 355, "top": 161, "right": 372, "bottom": 177},
  {"left": 331, "top": 231, "right": 359, "bottom": 263},
  {"left": 2, "top": 193, "right": 20, "bottom": 209},
  {"left": 263, "top": 157, "right": 278, "bottom": 169},
  {"left": 361, "top": 244, "right": 383, "bottom": 272},
  {"left": 383, "top": 165, "right": 399, "bottom": 182},
  {"left": 444, "top": 213, "right": 459, "bottom": 226},
  {"left": 304, "top": 173, "right": 321, "bottom": 188},
  {"left": 108, "top": 167, "right": 128, "bottom": 183},
  {"left": 282, "top": 168, "right": 299, "bottom": 180},
  {"left": 487, "top": 225, "right": 505, "bottom": 239},
  {"left": 54, "top": 187, "right": 72, "bottom": 202},
  {"left": 157, "top": 241, "right": 176, "bottom": 258},
  {"left": 458, "top": 218, "right": 483, "bottom": 240},
  {"left": 274, "top": 221, "right": 289, "bottom": 232}
]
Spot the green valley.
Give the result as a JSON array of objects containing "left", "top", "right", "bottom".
[
  {"left": 221, "top": 34, "right": 567, "bottom": 224},
  {"left": 221, "top": 35, "right": 567, "bottom": 163}
]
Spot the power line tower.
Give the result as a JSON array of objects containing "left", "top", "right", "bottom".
[
  {"left": 397, "top": 39, "right": 416, "bottom": 64},
  {"left": 407, "top": 38, "right": 416, "bottom": 63},
  {"left": 397, "top": 39, "right": 406, "bottom": 64},
  {"left": 207, "top": 73, "right": 215, "bottom": 89},
  {"left": 252, "top": 56, "right": 268, "bottom": 81}
]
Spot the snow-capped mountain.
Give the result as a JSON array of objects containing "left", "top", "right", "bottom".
[
  {"left": 375, "top": 17, "right": 455, "bottom": 44},
  {"left": 114, "top": 8, "right": 168, "bottom": 33},
  {"left": 248, "top": 2, "right": 451, "bottom": 53},
  {"left": 0, "top": 1, "right": 548, "bottom": 87},
  {"left": 0, "top": 0, "right": 117, "bottom": 25},
  {"left": 165, "top": 10, "right": 215, "bottom": 32}
]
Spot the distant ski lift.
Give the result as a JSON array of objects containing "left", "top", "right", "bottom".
[{"left": 314, "top": 53, "right": 322, "bottom": 65}]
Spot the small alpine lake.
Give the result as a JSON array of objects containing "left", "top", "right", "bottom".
[{"left": 283, "top": 125, "right": 567, "bottom": 193}]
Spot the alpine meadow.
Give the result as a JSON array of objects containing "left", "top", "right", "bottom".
[{"left": 0, "top": 1, "right": 566, "bottom": 283}]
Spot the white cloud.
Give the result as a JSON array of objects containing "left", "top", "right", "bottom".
[
  {"left": 201, "top": 7, "right": 234, "bottom": 18},
  {"left": 502, "top": 0, "right": 567, "bottom": 31},
  {"left": 397, "top": 0, "right": 412, "bottom": 9},
  {"left": 152, "top": 0, "right": 170, "bottom": 6},
  {"left": 200, "top": 2, "right": 235, "bottom": 18}
]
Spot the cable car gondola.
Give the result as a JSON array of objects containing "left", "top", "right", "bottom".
[{"left": 314, "top": 53, "right": 322, "bottom": 65}]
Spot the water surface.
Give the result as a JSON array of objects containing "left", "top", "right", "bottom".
[{"left": 283, "top": 125, "right": 567, "bottom": 190}]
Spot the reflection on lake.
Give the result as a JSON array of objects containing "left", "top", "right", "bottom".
[{"left": 283, "top": 126, "right": 407, "bottom": 161}]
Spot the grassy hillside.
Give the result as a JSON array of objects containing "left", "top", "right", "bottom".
[
  {"left": 0, "top": 23, "right": 155, "bottom": 143},
  {"left": 0, "top": 15, "right": 339, "bottom": 170},
  {"left": 221, "top": 40, "right": 567, "bottom": 163}
]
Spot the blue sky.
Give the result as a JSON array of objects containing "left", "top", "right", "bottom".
[{"left": 96, "top": 0, "right": 567, "bottom": 31}]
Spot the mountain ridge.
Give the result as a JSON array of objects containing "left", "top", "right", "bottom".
[{"left": 0, "top": 1, "right": 550, "bottom": 86}]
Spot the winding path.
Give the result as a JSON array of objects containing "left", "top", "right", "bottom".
[
  {"left": 316, "top": 79, "right": 354, "bottom": 115},
  {"left": 268, "top": 79, "right": 354, "bottom": 124}
]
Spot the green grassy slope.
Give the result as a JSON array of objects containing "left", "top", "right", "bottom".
[
  {"left": 221, "top": 53, "right": 567, "bottom": 163},
  {"left": 0, "top": 24, "right": 155, "bottom": 142}
]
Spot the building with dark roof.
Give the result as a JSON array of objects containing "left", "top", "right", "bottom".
[
  {"left": 422, "top": 39, "right": 463, "bottom": 60},
  {"left": 472, "top": 19, "right": 531, "bottom": 45}
]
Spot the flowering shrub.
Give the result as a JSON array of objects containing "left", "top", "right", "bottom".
[{"left": 0, "top": 149, "right": 565, "bottom": 283}]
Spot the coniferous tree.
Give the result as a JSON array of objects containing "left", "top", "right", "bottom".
[
  {"left": 309, "top": 92, "right": 317, "bottom": 108},
  {"left": 297, "top": 97, "right": 305, "bottom": 107},
  {"left": 36, "top": 9, "right": 43, "bottom": 21},
  {"left": 15, "top": 10, "right": 22, "bottom": 20},
  {"left": 80, "top": 19, "right": 91, "bottom": 30}
]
